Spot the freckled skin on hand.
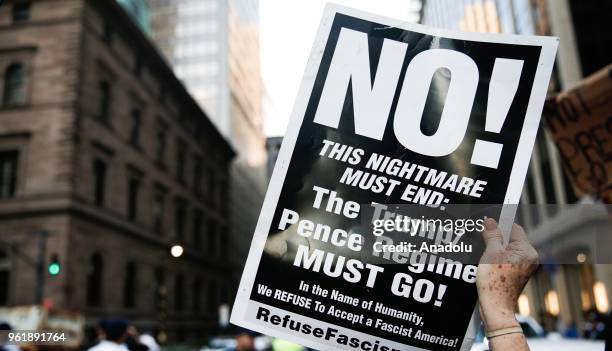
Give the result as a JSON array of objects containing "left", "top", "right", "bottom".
[{"left": 477, "top": 219, "right": 539, "bottom": 351}]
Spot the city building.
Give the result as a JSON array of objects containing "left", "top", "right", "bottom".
[
  {"left": 147, "top": 0, "right": 268, "bottom": 291},
  {"left": 226, "top": 0, "right": 268, "bottom": 286},
  {"left": 0, "top": 0, "right": 234, "bottom": 343},
  {"left": 147, "top": 0, "right": 229, "bottom": 132},
  {"left": 420, "top": 0, "right": 611, "bottom": 335}
]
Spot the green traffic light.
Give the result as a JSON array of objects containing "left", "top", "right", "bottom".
[{"left": 48, "top": 262, "right": 61, "bottom": 276}]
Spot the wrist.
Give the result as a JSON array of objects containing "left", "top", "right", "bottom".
[{"left": 479, "top": 304, "right": 519, "bottom": 331}]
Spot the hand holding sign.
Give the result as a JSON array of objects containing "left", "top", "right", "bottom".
[
  {"left": 545, "top": 64, "right": 612, "bottom": 202},
  {"left": 477, "top": 218, "right": 538, "bottom": 332}
]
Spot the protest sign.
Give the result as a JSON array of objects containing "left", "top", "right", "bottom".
[
  {"left": 231, "top": 5, "right": 557, "bottom": 351},
  {"left": 544, "top": 64, "right": 612, "bottom": 202}
]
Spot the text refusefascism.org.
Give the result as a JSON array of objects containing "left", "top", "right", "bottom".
[{"left": 256, "top": 307, "right": 460, "bottom": 350}]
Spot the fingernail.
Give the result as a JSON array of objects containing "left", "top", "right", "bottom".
[{"left": 484, "top": 217, "right": 497, "bottom": 230}]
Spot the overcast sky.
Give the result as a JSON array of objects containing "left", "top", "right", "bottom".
[{"left": 260, "top": 0, "right": 421, "bottom": 136}]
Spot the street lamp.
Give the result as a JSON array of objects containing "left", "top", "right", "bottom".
[{"left": 170, "top": 244, "right": 183, "bottom": 258}]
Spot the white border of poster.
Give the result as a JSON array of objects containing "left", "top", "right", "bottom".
[{"left": 231, "top": 4, "right": 558, "bottom": 351}]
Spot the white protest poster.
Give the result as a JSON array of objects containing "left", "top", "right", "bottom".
[{"left": 231, "top": 4, "right": 557, "bottom": 351}]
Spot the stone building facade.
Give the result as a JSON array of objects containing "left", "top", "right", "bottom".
[{"left": 0, "top": 0, "right": 234, "bottom": 343}]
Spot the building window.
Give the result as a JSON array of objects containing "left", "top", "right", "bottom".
[
  {"left": 221, "top": 285, "right": 230, "bottom": 305},
  {"left": 155, "top": 125, "right": 166, "bottom": 167},
  {"left": 3, "top": 64, "right": 26, "bottom": 107},
  {"left": 176, "top": 139, "right": 187, "bottom": 183},
  {"left": 158, "top": 86, "right": 166, "bottom": 104},
  {"left": 0, "top": 150, "right": 18, "bottom": 199},
  {"left": 175, "top": 198, "right": 187, "bottom": 242},
  {"left": 134, "top": 55, "right": 143, "bottom": 77},
  {"left": 208, "top": 167, "right": 215, "bottom": 204},
  {"left": 12, "top": 2, "right": 30, "bottom": 23},
  {"left": 536, "top": 131, "right": 557, "bottom": 215},
  {"left": 0, "top": 250, "right": 10, "bottom": 305},
  {"left": 129, "top": 109, "right": 141, "bottom": 147},
  {"left": 102, "top": 21, "right": 113, "bottom": 43},
  {"left": 219, "top": 178, "right": 228, "bottom": 213},
  {"left": 192, "top": 278, "right": 202, "bottom": 312},
  {"left": 175, "top": 273, "right": 184, "bottom": 312},
  {"left": 98, "top": 81, "right": 111, "bottom": 123},
  {"left": 220, "top": 226, "right": 228, "bottom": 257},
  {"left": 208, "top": 281, "right": 217, "bottom": 314},
  {"left": 152, "top": 190, "right": 165, "bottom": 234},
  {"left": 86, "top": 253, "right": 103, "bottom": 306},
  {"left": 154, "top": 267, "right": 165, "bottom": 308},
  {"left": 93, "top": 159, "right": 107, "bottom": 207},
  {"left": 525, "top": 169, "right": 539, "bottom": 226},
  {"left": 192, "top": 209, "right": 202, "bottom": 249},
  {"left": 123, "top": 262, "right": 137, "bottom": 308},
  {"left": 207, "top": 219, "right": 217, "bottom": 255},
  {"left": 562, "top": 169, "right": 578, "bottom": 204},
  {"left": 127, "top": 176, "right": 140, "bottom": 221},
  {"left": 193, "top": 156, "right": 203, "bottom": 196}
]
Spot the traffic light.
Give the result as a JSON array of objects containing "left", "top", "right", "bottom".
[{"left": 48, "top": 254, "right": 61, "bottom": 276}]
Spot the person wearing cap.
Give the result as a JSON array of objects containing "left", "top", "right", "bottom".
[{"left": 88, "top": 319, "right": 130, "bottom": 351}]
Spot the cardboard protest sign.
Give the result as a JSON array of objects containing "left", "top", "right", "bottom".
[
  {"left": 231, "top": 5, "right": 557, "bottom": 351},
  {"left": 544, "top": 64, "right": 612, "bottom": 202}
]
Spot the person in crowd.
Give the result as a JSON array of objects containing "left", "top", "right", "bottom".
[
  {"left": 125, "top": 325, "right": 149, "bottom": 351},
  {"left": 605, "top": 312, "right": 611, "bottom": 351},
  {"left": 0, "top": 322, "right": 20, "bottom": 351},
  {"left": 234, "top": 332, "right": 256, "bottom": 351},
  {"left": 564, "top": 322, "right": 579, "bottom": 338},
  {"left": 83, "top": 325, "right": 101, "bottom": 350},
  {"left": 137, "top": 333, "right": 159, "bottom": 351},
  {"left": 88, "top": 319, "right": 130, "bottom": 351},
  {"left": 477, "top": 218, "right": 539, "bottom": 351},
  {"left": 584, "top": 309, "right": 607, "bottom": 339},
  {"left": 270, "top": 338, "right": 304, "bottom": 351},
  {"left": 221, "top": 327, "right": 258, "bottom": 351}
]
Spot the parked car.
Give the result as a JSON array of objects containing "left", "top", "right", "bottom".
[{"left": 470, "top": 315, "right": 604, "bottom": 351}]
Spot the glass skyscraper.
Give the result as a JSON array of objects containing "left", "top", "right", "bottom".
[
  {"left": 148, "top": 0, "right": 230, "bottom": 133},
  {"left": 420, "top": 0, "right": 535, "bottom": 35}
]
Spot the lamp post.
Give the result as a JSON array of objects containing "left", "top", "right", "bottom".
[
  {"left": 156, "top": 243, "right": 184, "bottom": 344},
  {"left": 1, "top": 229, "right": 51, "bottom": 304},
  {"left": 35, "top": 230, "right": 50, "bottom": 304}
]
